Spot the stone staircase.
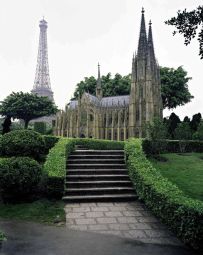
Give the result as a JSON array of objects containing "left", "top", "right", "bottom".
[{"left": 63, "top": 146, "right": 137, "bottom": 202}]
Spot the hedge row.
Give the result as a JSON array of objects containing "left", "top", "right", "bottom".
[
  {"left": 73, "top": 138, "right": 124, "bottom": 150},
  {"left": 143, "top": 139, "right": 203, "bottom": 155},
  {"left": 125, "top": 138, "right": 203, "bottom": 250},
  {"left": 43, "top": 138, "right": 75, "bottom": 197}
]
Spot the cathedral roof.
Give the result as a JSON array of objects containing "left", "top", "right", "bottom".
[
  {"left": 101, "top": 95, "right": 129, "bottom": 108},
  {"left": 69, "top": 100, "right": 78, "bottom": 109},
  {"left": 68, "top": 94, "right": 129, "bottom": 109}
]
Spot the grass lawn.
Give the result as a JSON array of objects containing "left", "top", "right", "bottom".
[
  {"left": 150, "top": 153, "right": 203, "bottom": 202},
  {"left": 0, "top": 199, "right": 65, "bottom": 225}
]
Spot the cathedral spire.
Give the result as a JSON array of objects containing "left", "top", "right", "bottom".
[
  {"left": 137, "top": 8, "right": 147, "bottom": 58},
  {"left": 96, "top": 63, "right": 103, "bottom": 99},
  {"left": 147, "top": 20, "right": 155, "bottom": 63}
]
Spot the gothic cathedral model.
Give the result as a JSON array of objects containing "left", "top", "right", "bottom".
[{"left": 55, "top": 9, "right": 163, "bottom": 140}]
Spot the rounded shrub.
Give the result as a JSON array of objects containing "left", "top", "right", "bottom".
[
  {"left": 1, "top": 130, "right": 45, "bottom": 159},
  {"left": 0, "top": 157, "right": 42, "bottom": 201}
]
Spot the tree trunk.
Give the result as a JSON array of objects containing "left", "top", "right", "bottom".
[{"left": 24, "top": 120, "right": 29, "bottom": 129}]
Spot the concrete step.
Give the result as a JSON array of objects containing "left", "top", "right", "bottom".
[
  {"left": 68, "top": 164, "right": 126, "bottom": 169},
  {"left": 66, "top": 180, "right": 133, "bottom": 188},
  {"left": 62, "top": 193, "right": 137, "bottom": 203},
  {"left": 66, "top": 174, "right": 130, "bottom": 181},
  {"left": 72, "top": 150, "right": 124, "bottom": 155},
  {"left": 68, "top": 159, "right": 125, "bottom": 164},
  {"left": 69, "top": 155, "right": 124, "bottom": 159},
  {"left": 65, "top": 187, "right": 134, "bottom": 196},
  {"left": 67, "top": 169, "right": 128, "bottom": 175}
]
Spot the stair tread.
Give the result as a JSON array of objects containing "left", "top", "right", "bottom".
[
  {"left": 66, "top": 180, "right": 131, "bottom": 183},
  {"left": 67, "top": 174, "right": 129, "bottom": 177},
  {"left": 66, "top": 187, "right": 133, "bottom": 191},
  {"left": 68, "top": 169, "right": 127, "bottom": 171},
  {"left": 63, "top": 194, "right": 136, "bottom": 199}
]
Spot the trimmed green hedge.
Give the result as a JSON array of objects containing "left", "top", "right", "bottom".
[
  {"left": 43, "top": 138, "right": 75, "bottom": 197},
  {"left": 125, "top": 138, "right": 203, "bottom": 250},
  {"left": 73, "top": 138, "right": 124, "bottom": 150},
  {"left": 143, "top": 139, "right": 203, "bottom": 155}
]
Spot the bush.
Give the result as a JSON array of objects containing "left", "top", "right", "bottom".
[
  {"left": 43, "top": 138, "right": 75, "bottom": 197},
  {"left": 73, "top": 138, "right": 124, "bottom": 150},
  {"left": 43, "top": 135, "right": 59, "bottom": 153},
  {"left": 34, "top": 122, "right": 46, "bottom": 134},
  {"left": 142, "top": 139, "right": 203, "bottom": 156},
  {"left": 0, "top": 157, "right": 42, "bottom": 201},
  {"left": 1, "top": 130, "right": 45, "bottom": 159},
  {"left": 125, "top": 139, "right": 203, "bottom": 250}
]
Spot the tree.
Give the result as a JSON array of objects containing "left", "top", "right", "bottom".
[
  {"left": 193, "top": 121, "right": 203, "bottom": 140},
  {"left": 165, "top": 6, "right": 203, "bottom": 59},
  {"left": 146, "top": 118, "right": 168, "bottom": 155},
  {"left": 174, "top": 122, "right": 192, "bottom": 152},
  {"left": 160, "top": 66, "right": 193, "bottom": 109},
  {"left": 190, "top": 113, "right": 202, "bottom": 132},
  {"left": 174, "top": 122, "right": 192, "bottom": 140},
  {"left": 73, "top": 73, "right": 131, "bottom": 99},
  {"left": 0, "top": 92, "right": 58, "bottom": 129},
  {"left": 183, "top": 116, "right": 190, "bottom": 123},
  {"left": 73, "top": 67, "right": 193, "bottom": 110},
  {"left": 167, "top": 112, "right": 181, "bottom": 138},
  {"left": 2, "top": 116, "right": 12, "bottom": 134}
]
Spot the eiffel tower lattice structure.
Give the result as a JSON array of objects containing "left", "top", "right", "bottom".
[{"left": 31, "top": 18, "right": 55, "bottom": 125}]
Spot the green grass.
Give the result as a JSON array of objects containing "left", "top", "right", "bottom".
[
  {"left": 150, "top": 153, "right": 203, "bottom": 201},
  {"left": 0, "top": 231, "right": 6, "bottom": 241},
  {"left": 0, "top": 199, "right": 65, "bottom": 225}
]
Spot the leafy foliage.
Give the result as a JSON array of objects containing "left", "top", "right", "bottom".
[
  {"left": 0, "top": 92, "right": 57, "bottom": 128},
  {"left": 193, "top": 121, "right": 203, "bottom": 140},
  {"left": 174, "top": 122, "right": 192, "bottom": 140},
  {"left": 1, "top": 130, "right": 45, "bottom": 160},
  {"left": 165, "top": 6, "right": 203, "bottom": 59},
  {"left": 142, "top": 139, "right": 203, "bottom": 156},
  {"left": 34, "top": 122, "right": 46, "bottom": 134},
  {"left": 190, "top": 113, "right": 202, "bottom": 132},
  {"left": 73, "top": 73, "right": 131, "bottom": 99},
  {"left": 73, "top": 67, "right": 193, "bottom": 110},
  {"left": 160, "top": 66, "right": 193, "bottom": 109},
  {"left": 125, "top": 139, "right": 203, "bottom": 249},
  {"left": 0, "top": 157, "right": 42, "bottom": 201},
  {"left": 146, "top": 118, "right": 168, "bottom": 154}
]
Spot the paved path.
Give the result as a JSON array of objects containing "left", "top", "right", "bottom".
[
  {"left": 65, "top": 201, "right": 181, "bottom": 246},
  {"left": 0, "top": 220, "right": 195, "bottom": 255}
]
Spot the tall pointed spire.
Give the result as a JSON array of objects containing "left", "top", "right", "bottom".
[
  {"left": 32, "top": 18, "right": 54, "bottom": 101},
  {"left": 137, "top": 8, "right": 147, "bottom": 58},
  {"left": 97, "top": 63, "right": 101, "bottom": 88},
  {"left": 131, "top": 53, "right": 136, "bottom": 82},
  {"left": 96, "top": 63, "right": 103, "bottom": 99},
  {"left": 147, "top": 20, "right": 155, "bottom": 63}
]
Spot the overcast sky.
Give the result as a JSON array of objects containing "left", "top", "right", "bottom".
[{"left": 0, "top": 0, "right": 202, "bottom": 119}]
